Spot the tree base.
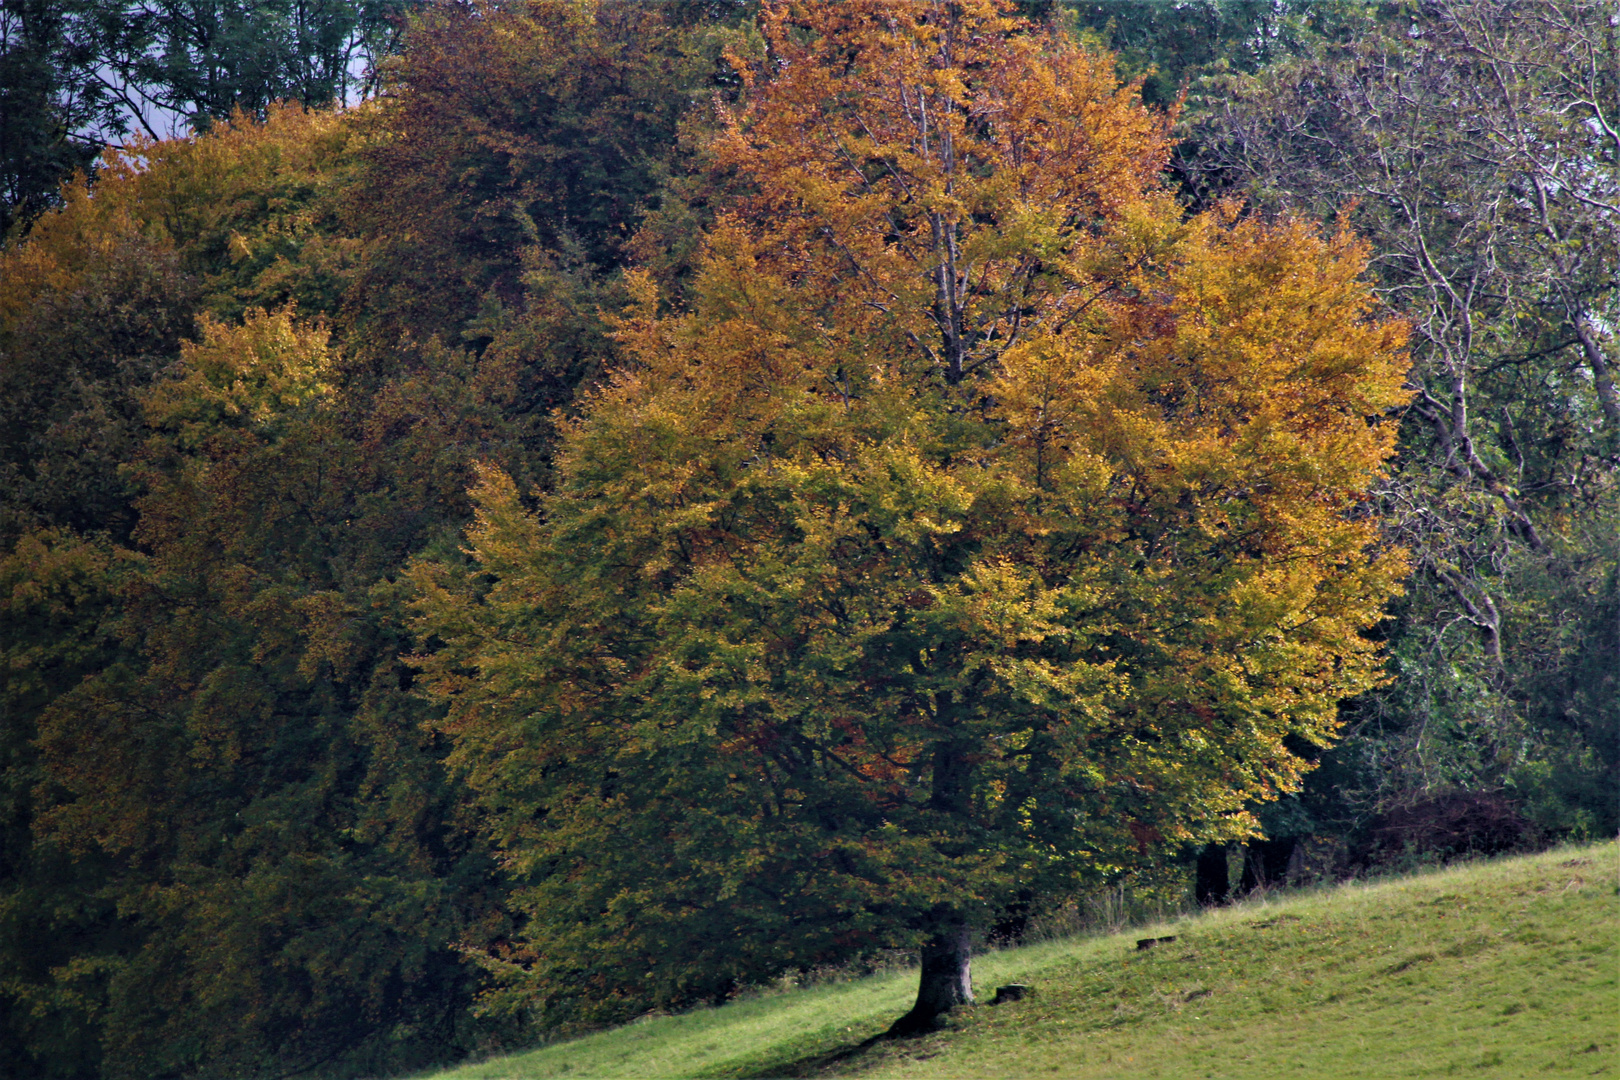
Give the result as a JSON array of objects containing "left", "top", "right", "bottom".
[{"left": 885, "top": 1005, "right": 960, "bottom": 1037}]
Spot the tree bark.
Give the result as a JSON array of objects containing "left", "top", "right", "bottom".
[{"left": 889, "top": 919, "right": 973, "bottom": 1035}]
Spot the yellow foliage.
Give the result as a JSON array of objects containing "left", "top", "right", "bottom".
[
  {"left": 0, "top": 102, "right": 360, "bottom": 324},
  {"left": 144, "top": 308, "right": 337, "bottom": 445}
]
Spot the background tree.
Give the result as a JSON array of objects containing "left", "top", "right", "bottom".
[
  {"left": 0, "top": 0, "right": 112, "bottom": 235},
  {"left": 0, "top": 3, "right": 753, "bottom": 1072},
  {"left": 0, "top": 530, "right": 144, "bottom": 1080},
  {"left": 1184, "top": 0, "right": 1618, "bottom": 844},
  {"left": 342, "top": 0, "right": 753, "bottom": 486},
  {"left": 58, "top": 0, "right": 412, "bottom": 137},
  {"left": 0, "top": 109, "right": 498, "bottom": 1077},
  {"left": 411, "top": 0, "right": 1410, "bottom": 1035},
  {"left": 1, "top": 0, "right": 416, "bottom": 238},
  {"left": 21, "top": 307, "right": 508, "bottom": 1079},
  {"left": 1057, "top": 0, "right": 1373, "bottom": 107}
]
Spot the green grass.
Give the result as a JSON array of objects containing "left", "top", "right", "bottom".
[{"left": 419, "top": 842, "right": 1618, "bottom": 1079}]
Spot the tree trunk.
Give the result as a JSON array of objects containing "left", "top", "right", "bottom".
[
  {"left": 1195, "top": 843, "right": 1231, "bottom": 906},
  {"left": 1239, "top": 837, "right": 1298, "bottom": 893},
  {"left": 888, "top": 920, "right": 973, "bottom": 1035}
]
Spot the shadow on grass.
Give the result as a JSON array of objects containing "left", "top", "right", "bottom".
[{"left": 699, "top": 1021, "right": 962, "bottom": 1080}]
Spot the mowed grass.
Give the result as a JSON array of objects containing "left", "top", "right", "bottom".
[{"left": 420, "top": 842, "right": 1618, "bottom": 1080}]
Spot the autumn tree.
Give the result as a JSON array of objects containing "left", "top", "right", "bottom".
[
  {"left": 412, "top": 0, "right": 1410, "bottom": 1034},
  {"left": 0, "top": 104, "right": 502, "bottom": 1080},
  {"left": 33, "top": 308, "right": 505, "bottom": 1079},
  {"left": 1, "top": 4, "right": 747, "bottom": 1069},
  {"left": 1, "top": 103, "right": 360, "bottom": 551},
  {"left": 341, "top": 0, "right": 752, "bottom": 492},
  {"left": 344, "top": 0, "right": 722, "bottom": 338}
]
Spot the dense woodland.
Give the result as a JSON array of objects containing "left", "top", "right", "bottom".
[{"left": 1, "top": 1, "right": 1613, "bottom": 1077}]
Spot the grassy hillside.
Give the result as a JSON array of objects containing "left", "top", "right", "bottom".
[{"left": 420, "top": 843, "right": 1617, "bottom": 1079}]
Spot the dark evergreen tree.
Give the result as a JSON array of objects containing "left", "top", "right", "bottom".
[{"left": 0, "top": 0, "right": 111, "bottom": 234}]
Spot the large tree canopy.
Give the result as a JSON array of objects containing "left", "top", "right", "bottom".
[{"left": 411, "top": 0, "right": 1410, "bottom": 1033}]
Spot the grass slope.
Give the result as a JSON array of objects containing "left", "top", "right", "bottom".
[{"left": 423, "top": 843, "right": 1618, "bottom": 1079}]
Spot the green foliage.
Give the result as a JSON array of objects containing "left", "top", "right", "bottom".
[
  {"left": 50, "top": 0, "right": 412, "bottom": 136},
  {"left": 1058, "top": 0, "right": 1378, "bottom": 107}
]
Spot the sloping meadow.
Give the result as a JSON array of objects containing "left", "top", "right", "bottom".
[{"left": 422, "top": 842, "right": 1617, "bottom": 1079}]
